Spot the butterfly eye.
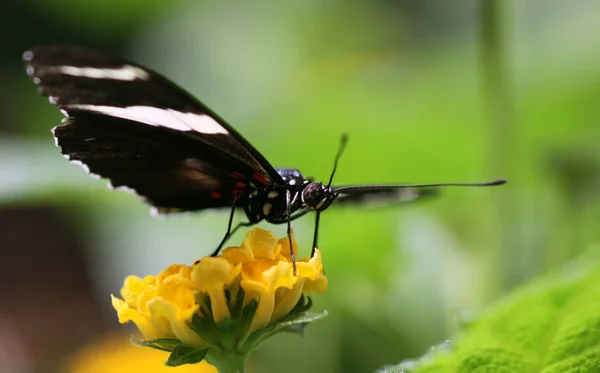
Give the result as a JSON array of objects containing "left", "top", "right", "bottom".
[{"left": 302, "top": 182, "right": 326, "bottom": 209}]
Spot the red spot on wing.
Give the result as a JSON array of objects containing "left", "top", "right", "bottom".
[
  {"left": 210, "top": 192, "right": 222, "bottom": 199},
  {"left": 230, "top": 171, "right": 245, "bottom": 179},
  {"left": 235, "top": 181, "right": 246, "bottom": 189},
  {"left": 253, "top": 171, "right": 267, "bottom": 185}
]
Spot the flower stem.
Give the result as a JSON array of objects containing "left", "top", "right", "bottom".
[
  {"left": 478, "top": 0, "right": 516, "bottom": 296},
  {"left": 205, "top": 350, "right": 248, "bottom": 373}
]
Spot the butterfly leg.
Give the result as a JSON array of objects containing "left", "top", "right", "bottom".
[
  {"left": 285, "top": 189, "right": 297, "bottom": 275},
  {"left": 211, "top": 195, "right": 242, "bottom": 256},
  {"left": 211, "top": 220, "right": 255, "bottom": 257},
  {"left": 311, "top": 211, "right": 321, "bottom": 257}
]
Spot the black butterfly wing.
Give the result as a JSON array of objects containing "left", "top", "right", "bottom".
[{"left": 24, "top": 45, "right": 282, "bottom": 213}]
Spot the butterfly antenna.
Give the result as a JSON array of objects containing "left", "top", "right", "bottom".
[
  {"left": 333, "top": 179, "right": 507, "bottom": 194},
  {"left": 327, "top": 133, "right": 349, "bottom": 187}
]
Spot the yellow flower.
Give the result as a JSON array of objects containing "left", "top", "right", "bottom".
[
  {"left": 111, "top": 228, "right": 328, "bottom": 370},
  {"left": 112, "top": 265, "right": 208, "bottom": 348},
  {"left": 222, "top": 229, "right": 322, "bottom": 335}
]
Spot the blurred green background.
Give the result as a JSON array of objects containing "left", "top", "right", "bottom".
[{"left": 1, "top": 0, "right": 600, "bottom": 372}]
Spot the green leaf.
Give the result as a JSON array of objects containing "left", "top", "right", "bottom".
[
  {"left": 200, "top": 295, "right": 214, "bottom": 319},
  {"left": 165, "top": 345, "right": 208, "bottom": 367},
  {"left": 130, "top": 337, "right": 183, "bottom": 352},
  {"left": 247, "top": 310, "right": 328, "bottom": 349},
  {"left": 190, "top": 313, "right": 222, "bottom": 349},
  {"left": 280, "top": 310, "right": 329, "bottom": 328},
  {"left": 229, "top": 287, "right": 247, "bottom": 320},
  {"left": 217, "top": 317, "right": 241, "bottom": 351},
  {"left": 235, "top": 299, "right": 259, "bottom": 344},
  {"left": 280, "top": 323, "right": 307, "bottom": 336},
  {"left": 289, "top": 295, "right": 313, "bottom": 315},
  {"left": 399, "top": 256, "right": 600, "bottom": 373}
]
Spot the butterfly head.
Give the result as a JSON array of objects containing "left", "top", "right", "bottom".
[{"left": 302, "top": 182, "right": 337, "bottom": 211}]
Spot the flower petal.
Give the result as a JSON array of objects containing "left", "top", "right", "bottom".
[
  {"left": 304, "top": 275, "right": 329, "bottom": 293},
  {"left": 277, "top": 230, "right": 298, "bottom": 262},
  {"left": 241, "top": 260, "right": 296, "bottom": 333},
  {"left": 248, "top": 292, "right": 275, "bottom": 333},
  {"left": 158, "top": 264, "right": 196, "bottom": 289},
  {"left": 240, "top": 260, "right": 294, "bottom": 294},
  {"left": 192, "top": 257, "right": 241, "bottom": 323},
  {"left": 146, "top": 295, "right": 206, "bottom": 348},
  {"left": 221, "top": 247, "right": 254, "bottom": 264},
  {"left": 298, "top": 249, "right": 328, "bottom": 293},
  {"left": 243, "top": 228, "right": 281, "bottom": 260},
  {"left": 120, "top": 275, "right": 156, "bottom": 308},
  {"left": 271, "top": 281, "right": 305, "bottom": 322},
  {"left": 111, "top": 295, "right": 165, "bottom": 340}
]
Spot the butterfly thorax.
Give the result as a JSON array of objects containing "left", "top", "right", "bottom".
[{"left": 243, "top": 169, "right": 310, "bottom": 224}]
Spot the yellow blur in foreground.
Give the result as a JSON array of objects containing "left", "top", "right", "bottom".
[
  {"left": 111, "top": 228, "right": 327, "bottom": 352},
  {"left": 66, "top": 334, "right": 217, "bottom": 373}
]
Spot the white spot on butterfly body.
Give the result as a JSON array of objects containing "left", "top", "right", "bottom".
[
  {"left": 263, "top": 203, "right": 272, "bottom": 216},
  {"left": 289, "top": 179, "right": 296, "bottom": 186},
  {"left": 45, "top": 65, "right": 150, "bottom": 81},
  {"left": 22, "top": 51, "right": 33, "bottom": 61},
  {"left": 61, "top": 105, "right": 229, "bottom": 135}
]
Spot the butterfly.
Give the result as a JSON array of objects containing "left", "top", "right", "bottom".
[{"left": 23, "top": 45, "right": 506, "bottom": 271}]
